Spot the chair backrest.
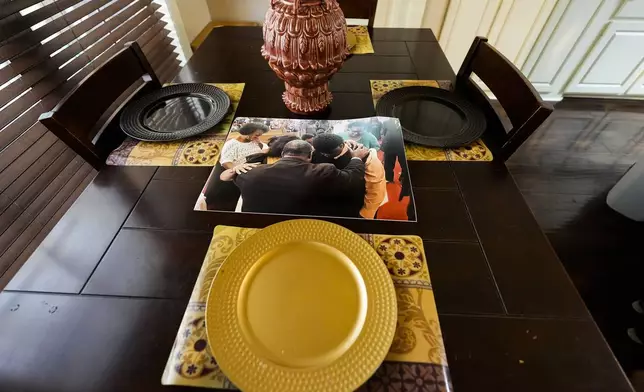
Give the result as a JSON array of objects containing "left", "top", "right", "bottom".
[
  {"left": 337, "top": 0, "right": 378, "bottom": 27},
  {"left": 39, "top": 41, "right": 161, "bottom": 169},
  {"left": 456, "top": 37, "right": 553, "bottom": 161}
]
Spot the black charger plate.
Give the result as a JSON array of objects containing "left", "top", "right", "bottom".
[
  {"left": 375, "top": 86, "right": 486, "bottom": 148},
  {"left": 120, "top": 83, "right": 230, "bottom": 142}
]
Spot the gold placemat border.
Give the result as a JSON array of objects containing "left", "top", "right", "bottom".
[
  {"left": 161, "top": 225, "right": 450, "bottom": 389},
  {"left": 106, "top": 83, "right": 244, "bottom": 166}
]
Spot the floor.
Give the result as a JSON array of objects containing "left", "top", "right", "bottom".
[{"left": 506, "top": 98, "right": 644, "bottom": 391}]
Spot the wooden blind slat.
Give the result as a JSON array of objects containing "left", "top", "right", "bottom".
[
  {"left": 0, "top": 154, "right": 86, "bottom": 256},
  {"left": 1, "top": 29, "right": 77, "bottom": 85},
  {"left": 0, "top": 141, "right": 69, "bottom": 205},
  {"left": 0, "top": 103, "right": 44, "bottom": 151},
  {"left": 161, "top": 64, "right": 179, "bottom": 83},
  {"left": 118, "top": 11, "right": 162, "bottom": 47},
  {"left": 80, "top": 0, "right": 153, "bottom": 51},
  {"left": 0, "top": 0, "right": 177, "bottom": 140},
  {"left": 85, "top": 3, "right": 158, "bottom": 64},
  {"left": 0, "top": 18, "right": 67, "bottom": 63},
  {"left": 1, "top": 16, "right": 168, "bottom": 130},
  {"left": 129, "top": 9, "right": 164, "bottom": 42},
  {"left": 143, "top": 28, "right": 170, "bottom": 52},
  {"left": 0, "top": 62, "right": 13, "bottom": 85},
  {"left": 159, "top": 59, "right": 180, "bottom": 83},
  {"left": 0, "top": 0, "right": 111, "bottom": 64},
  {"left": 8, "top": 146, "right": 76, "bottom": 212},
  {"left": 0, "top": 0, "right": 143, "bottom": 90},
  {"left": 148, "top": 39, "right": 174, "bottom": 67},
  {"left": 0, "top": 163, "right": 95, "bottom": 286},
  {"left": 0, "top": 0, "right": 178, "bottom": 284},
  {"left": 144, "top": 31, "right": 171, "bottom": 58},
  {"left": 0, "top": 160, "right": 92, "bottom": 277},
  {"left": 0, "top": 0, "right": 41, "bottom": 20},
  {"left": 0, "top": 90, "right": 40, "bottom": 131},
  {"left": 0, "top": 40, "right": 85, "bottom": 109},
  {"left": 15, "top": 41, "right": 85, "bottom": 93},
  {"left": 0, "top": 123, "right": 50, "bottom": 173},
  {"left": 87, "top": 7, "right": 161, "bottom": 69},
  {"left": 0, "top": 0, "right": 83, "bottom": 43},
  {"left": 137, "top": 12, "right": 165, "bottom": 45},
  {"left": 0, "top": 142, "right": 72, "bottom": 214},
  {"left": 150, "top": 42, "right": 175, "bottom": 70}
]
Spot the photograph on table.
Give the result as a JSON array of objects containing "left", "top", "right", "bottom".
[{"left": 195, "top": 116, "right": 416, "bottom": 221}]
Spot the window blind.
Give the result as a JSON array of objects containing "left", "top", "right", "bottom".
[{"left": 0, "top": 0, "right": 180, "bottom": 285}]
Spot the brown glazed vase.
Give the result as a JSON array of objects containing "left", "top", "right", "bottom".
[{"left": 262, "top": 0, "right": 349, "bottom": 114}]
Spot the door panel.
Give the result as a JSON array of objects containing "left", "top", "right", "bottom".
[
  {"left": 616, "top": 0, "right": 644, "bottom": 18},
  {"left": 523, "top": 0, "right": 621, "bottom": 98},
  {"left": 626, "top": 70, "right": 644, "bottom": 95},
  {"left": 565, "top": 20, "right": 644, "bottom": 95}
]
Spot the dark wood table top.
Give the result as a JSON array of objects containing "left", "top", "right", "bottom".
[{"left": 0, "top": 27, "right": 634, "bottom": 392}]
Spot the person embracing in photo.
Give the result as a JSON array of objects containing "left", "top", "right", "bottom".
[
  {"left": 311, "top": 133, "right": 386, "bottom": 219},
  {"left": 338, "top": 120, "right": 380, "bottom": 151},
  {"left": 220, "top": 140, "right": 368, "bottom": 218}
]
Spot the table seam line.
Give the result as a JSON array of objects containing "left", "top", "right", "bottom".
[
  {"left": 451, "top": 162, "right": 509, "bottom": 315},
  {"left": 77, "top": 167, "right": 159, "bottom": 295}
]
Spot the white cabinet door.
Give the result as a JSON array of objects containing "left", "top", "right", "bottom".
[
  {"left": 565, "top": 19, "right": 644, "bottom": 95},
  {"left": 522, "top": 0, "right": 621, "bottom": 99},
  {"left": 626, "top": 71, "right": 644, "bottom": 96}
]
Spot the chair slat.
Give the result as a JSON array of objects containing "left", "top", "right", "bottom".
[{"left": 456, "top": 37, "right": 553, "bottom": 161}]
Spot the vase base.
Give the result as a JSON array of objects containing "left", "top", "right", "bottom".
[{"left": 282, "top": 83, "right": 333, "bottom": 115}]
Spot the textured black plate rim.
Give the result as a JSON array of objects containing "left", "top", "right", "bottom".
[
  {"left": 120, "top": 83, "right": 231, "bottom": 142},
  {"left": 375, "top": 86, "right": 487, "bottom": 148}
]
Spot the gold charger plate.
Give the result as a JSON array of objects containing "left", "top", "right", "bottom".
[
  {"left": 347, "top": 30, "right": 357, "bottom": 51},
  {"left": 205, "top": 219, "right": 397, "bottom": 392}
]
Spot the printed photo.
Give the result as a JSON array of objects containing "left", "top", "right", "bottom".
[{"left": 195, "top": 116, "right": 416, "bottom": 221}]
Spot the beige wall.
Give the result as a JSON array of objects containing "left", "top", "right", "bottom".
[
  {"left": 175, "top": 0, "right": 212, "bottom": 41},
  {"left": 374, "top": 0, "right": 448, "bottom": 32},
  {"left": 207, "top": 0, "right": 269, "bottom": 24}
]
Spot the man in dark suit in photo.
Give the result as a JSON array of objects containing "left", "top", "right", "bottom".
[{"left": 220, "top": 140, "right": 368, "bottom": 218}]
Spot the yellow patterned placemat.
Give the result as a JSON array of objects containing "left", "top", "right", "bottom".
[
  {"left": 106, "top": 83, "right": 244, "bottom": 166},
  {"left": 162, "top": 225, "right": 451, "bottom": 390},
  {"left": 349, "top": 26, "right": 374, "bottom": 55},
  {"left": 371, "top": 80, "right": 493, "bottom": 161}
]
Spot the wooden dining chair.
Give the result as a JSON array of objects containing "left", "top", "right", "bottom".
[
  {"left": 455, "top": 37, "right": 553, "bottom": 161},
  {"left": 39, "top": 42, "right": 161, "bottom": 169},
  {"left": 338, "top": 0, "right": 378, "bottom": 27}
]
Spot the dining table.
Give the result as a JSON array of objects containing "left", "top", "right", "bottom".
[{"left": 0, "top": 27, "right": 635, "bottom": 392}]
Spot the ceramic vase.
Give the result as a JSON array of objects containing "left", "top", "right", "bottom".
[{"left": 261, "top": 0, "right": 349, "bottom": 114}]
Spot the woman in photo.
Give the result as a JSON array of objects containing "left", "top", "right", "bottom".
[
  {"left": 202, "top": 122, "right": 269, "bottom": 211},
  {"left": 219, "top": 123, "right": 269, "bottom": 169}
]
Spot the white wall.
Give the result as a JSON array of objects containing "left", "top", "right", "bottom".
[
  {"left": 158, "top": 0, "right": 193, "bottom": 62},
  {"left": 439, "top": 0, "right": 557, "bottom": 72},
  {"left": 207, "top": 0, "right": 270, "bottom": 24},
  {"left": 175, "top": 0, "right": 212, "bottom": 42},
  {"left": 204, "top": 0, "right": 445, "bottom": 30},
  {"left": 374, "top": 0, "right": 448, "bottom": 33}
]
